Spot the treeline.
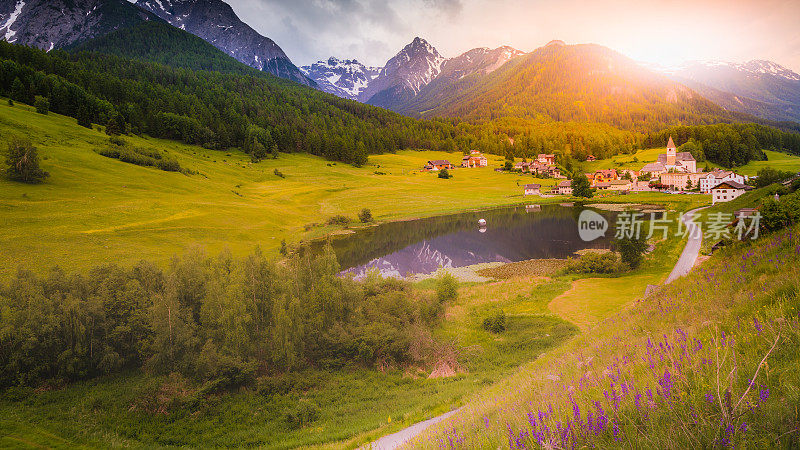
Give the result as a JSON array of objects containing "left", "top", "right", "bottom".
[
  {"left": 0, "top": 245, "right": 448, "bottom": 389},
  {"left": 642, "top": 123, "right": 800, "bottom": 168},
  {"left": 0, "top": 41, "right": 458, "bottom": 165},
  {"left": 0, "top": 39, "right": 646, "bottom": 165},
  {"left": 451, "top": 118, "right": 639, "bottom": 160}
]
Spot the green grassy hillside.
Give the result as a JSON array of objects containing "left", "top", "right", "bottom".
[
  {"left": 0, "top": 101, "right": 532, "bottom": 279},
  {"left": 413, "top": 222, "right": 800, "bottom": 448}
]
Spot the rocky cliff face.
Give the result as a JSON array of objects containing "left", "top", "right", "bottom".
[
  {"left": 0, "top": 0, "right": 159, "bottom": 51},
  {"left": 134, "top": 0, "right": 314, "bottom": 86},
  {"left": 358, "top": 37, "right": 446, "bottom": 108}
]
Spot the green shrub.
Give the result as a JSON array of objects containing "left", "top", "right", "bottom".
[
  {"left": 96, "top": 143, "right": 182, "bottom": 173},
  {"left": 438, "top": 168, "right": 451, "bottom": 179},
  {"left": 614, "top": 235, "right": 649, "bottom": 269},
  {"left": 563, "top": 252, "right": 621, "bottom": 274},
  {"left": 34, "top": 95, "right": 49, "bottom": 114},
  {"left": 482, "top": 308, "right": 506, "bottom": 333},
  {"left": 5, "top": 137, "right": 49, "bottom": 183},
  {"left": 761, "top": 191, "right": 800, "bottom": 232},
  {"left": 284, "top": 399, "right": 320, "bottom": 429},
  {"left": 358, "top": 208, "right": 373, "bottom": 223},
  {"left": 435, "top": 270, "right": 459, "bottom": 303},
  {"left": 326, "top": 215, "right": 350, "bottom": 226}
]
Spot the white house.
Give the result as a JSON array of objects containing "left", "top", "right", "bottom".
[
  {"left": 711, "top": 181, "right": 751, "bottom": 204},
  {"left": 699, "top": 170, "right": 746, "bottom": 193},
  {"left": 555, "top": 180, "right": 572, "bottom": 195},
  {"left": 524, "top": 184, "right": 541, "bottom": 196},
  {"left": 537, "top": 153, "right": 556, "bottom": 165}
]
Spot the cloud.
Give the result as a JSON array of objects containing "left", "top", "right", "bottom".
[
  {"left": 423, "top": 0, "right": 463, "bottom": 18},
  {"left": 227, "top": 0, "right": 800, "bottom": 72}
]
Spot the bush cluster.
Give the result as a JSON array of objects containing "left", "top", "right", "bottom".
[
  {"left": 482, "top": 308, "right": 506, "bottom": 333},
  {"left": 563, "top": 252, "right": 623, "bottom": 274},
  {"left": 96, "top": 138, "right": 182, "bottom": 172}
]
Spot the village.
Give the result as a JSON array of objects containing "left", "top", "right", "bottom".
[{"left": 422, "top": 137, "right": 754, "bottom": 205}]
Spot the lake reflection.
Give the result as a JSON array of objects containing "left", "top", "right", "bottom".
[{"left": 325, "top": 204, "right": 615, "bottom": 279}]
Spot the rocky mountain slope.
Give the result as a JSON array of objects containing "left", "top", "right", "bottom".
[
  {"left": 358, "top": 37, "right": 446, "bottom": 108},
  {"left": 668, "top": 60, "right": 800, "bottom": 123},
  {"left": 399, "top": 40, "right": 729, "bottom": 131},
  {"left": 134, "top": 0, "right": 313, "bottom": 86},
  {"left": 0, "top": 0, "right": 159, "bottom": 50}
]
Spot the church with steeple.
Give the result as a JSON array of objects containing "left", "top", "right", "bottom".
[{"left": 640, "top": 136, "right": 696, "bottom": 175}]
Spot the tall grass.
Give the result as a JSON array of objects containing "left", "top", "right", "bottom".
[{"left": 413, "top": 226, "right": 800, "bottom": 448}]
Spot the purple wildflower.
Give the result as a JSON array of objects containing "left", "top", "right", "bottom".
[{"left": 759, "top": 386, "right": 770, "bottom": 403}]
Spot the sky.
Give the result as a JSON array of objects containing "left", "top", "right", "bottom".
[{"left": 226, "top": 0, "right": 800, "bottom": 72}]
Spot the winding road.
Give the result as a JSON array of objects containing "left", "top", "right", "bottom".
[
  {"left": 367, "top": 206, "right": 709, "bottom": 450},
  {"left": 665, "top": 207, "right": 707, "bottom": 284}
]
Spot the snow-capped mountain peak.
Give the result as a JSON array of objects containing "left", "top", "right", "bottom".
[{"left": 300, "top": 57, "right": 381, "bottom": 100}]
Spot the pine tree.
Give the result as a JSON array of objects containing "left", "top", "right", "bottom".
[
  {"left": 10, "top": 78, "right": 26, "bottom": 103},
  {"left": 76, "top": 105, "right": 93, "bottom": 128}
]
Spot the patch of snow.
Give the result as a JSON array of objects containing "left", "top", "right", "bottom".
[{"left": 1, "top": 0, "right": 25, "bottom": 42}]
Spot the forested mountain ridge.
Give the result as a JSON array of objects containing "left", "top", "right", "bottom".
[
  {"left": 74, "top": 20, "right": 274, "bottom": 77},
  {"left": 0, "top": 0, "right": 160, "bottom": 50},
  {"left": 404, "top": 41, "right": 732, "bottom": 132},
  {"left": 134, "top": 0, "right": 314, "bottom": 87},
  {"left": 0, "top": 40, "right": 460, "bottom": 165}
]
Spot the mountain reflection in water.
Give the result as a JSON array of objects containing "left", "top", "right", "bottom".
[{"left": 322, "top": 204, "right": 616, "bottom": 279}]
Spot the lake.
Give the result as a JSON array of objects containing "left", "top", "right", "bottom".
[{"left": 324, "top": 204, "right": 618, "bottom": 279}]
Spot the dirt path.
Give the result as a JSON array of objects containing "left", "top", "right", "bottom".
[
  {"left": 366, "top": 409, "right": 460, "bottom": 450},
  {"left": 665, "top": 207, "right": 707, "bottom": 283}
]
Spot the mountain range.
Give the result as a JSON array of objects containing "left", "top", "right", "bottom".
[
  {"left": 0, "top": 0, "right": 314, "bottom": 86},
  {"left": 663, "top": 61, "right": 800, "bottom": 123},
  {"left": 0, "top": 0, "right": 798, "bottom": 127}
]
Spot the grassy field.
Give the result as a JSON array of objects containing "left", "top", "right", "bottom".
[
  {"left": 13, "top": 102, "right": 794, "bottom": 448},
  {"left": 721, "top": 149, "right": 800, "bottom": 176},
  {"left": 0, "top": 102, "right": 538, "bottom": 279}
]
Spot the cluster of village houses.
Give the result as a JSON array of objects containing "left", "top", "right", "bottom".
[
  {"left": 424, "top": 137, "right": 754, "bottom": 205},
  {"left": 523, "top": 137, "right": 753, "bottom": 204}
]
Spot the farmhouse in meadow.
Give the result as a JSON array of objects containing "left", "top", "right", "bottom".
[
  {"left": 711, "top": 181, "right": 752, "bottom": 204},
  {"left": 524, "top": 184, "right": 541, "bottom": 196},
  {"left": 555, "top": 179, "right": 573, "bottom": 195},
  {"left": 588, "top": 169, "right": 619, "bottom": 185},
  {"left": 461, "top": 153, "right": 488, "bottom": 168},
  {"left": 424, "top": 160, "right": 454, "bottom": 171},
  {"left": 595, "top": 179, "right": 632, "bottom": 192}
]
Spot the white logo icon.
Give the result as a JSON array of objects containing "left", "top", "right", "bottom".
[{"left": 578, "top": 210, "right": 608, "bottom": 242}]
